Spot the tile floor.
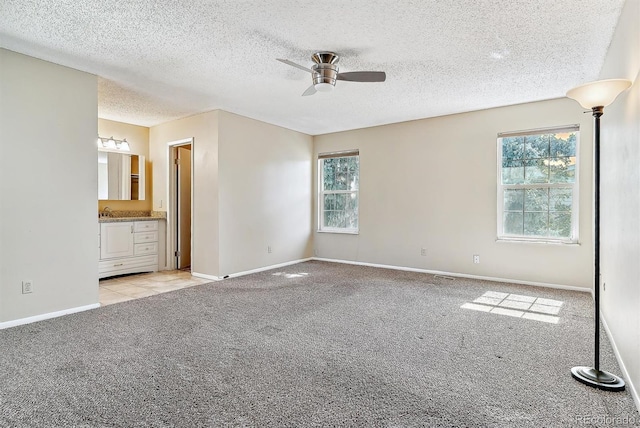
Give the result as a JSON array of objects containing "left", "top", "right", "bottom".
[{"left": 99, "top": 270, "right": 212, "bottom": 306}]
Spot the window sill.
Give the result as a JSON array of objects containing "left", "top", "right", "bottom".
[
  {"left": 496, "top": 237, "right": 580, "bottom": 246},
  {"left": 317, "top": 229, "right": 359, "bottom": 235}
]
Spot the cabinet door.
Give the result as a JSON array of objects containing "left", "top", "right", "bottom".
[{"left": 100, "top": 222, "right": 134, "bottom": 259}]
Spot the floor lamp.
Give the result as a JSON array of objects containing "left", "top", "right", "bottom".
[{"left": 566, "top": 78, "right": 631, "bottom": 391}]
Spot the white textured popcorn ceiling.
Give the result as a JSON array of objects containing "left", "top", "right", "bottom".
[{"left": 0, "top": 0, "right": 626, "bottom": 135}]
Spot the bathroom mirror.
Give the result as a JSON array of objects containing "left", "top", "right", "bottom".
[{"left": 98, "top": 151, "right": 145, "bottom": 200}]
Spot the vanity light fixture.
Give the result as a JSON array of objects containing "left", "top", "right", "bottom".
[{"left": 97, "top": 136, "right": 131, "bottom": 151}]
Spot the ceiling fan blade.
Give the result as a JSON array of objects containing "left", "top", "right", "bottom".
[
  {"left": 336, "top": 71, "right": 386, "bottom": 82},
  {"left": 276, "top": 58, "right": 312, "bottom": 73},
  {"left": 302, "top": 85, "right": 317, "bottom": 96}
]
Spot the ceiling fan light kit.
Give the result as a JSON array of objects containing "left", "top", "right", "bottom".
[{"left": 277, "top": 51, "right": 386, "bottom": 96}]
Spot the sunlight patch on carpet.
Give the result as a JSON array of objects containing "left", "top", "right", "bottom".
[
  {"left": 461, "top": 291, "right": 562, "bottom": 324},
  {"left": 272, "top": 272, "right": 309, "bottom": 279}
]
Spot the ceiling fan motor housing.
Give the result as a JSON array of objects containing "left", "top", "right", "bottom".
[
  {"left": 312, "top": 63, "right": 339, "bottom": 89},
  {"left": 311, "top": 51, "right": 340, "bottom": 91},
  {"left": 312, "top": 51, "right": 339, "bottom": 64}
]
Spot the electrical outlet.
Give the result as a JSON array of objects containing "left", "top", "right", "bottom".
[
  {"left": 473, "top": 255, "right": 480, "bottom": 264},
  {"left": 22, "top": 280, "right": 33, "bottom": 294},
  {"left": 268, "top": 246, "right": 272, "bottom": 253},
  {"left": 421, "top": 248, "right": 427, "bottom": 256}
]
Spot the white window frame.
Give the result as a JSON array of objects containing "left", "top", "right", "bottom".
[
  {"left": 318, "top": 150, "right": 359, "bottom": 234},
  {"left": 497, "top": 125, "right": 580, "bottom": 244}
]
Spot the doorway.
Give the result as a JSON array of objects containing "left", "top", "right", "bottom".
[{"left": 168, "top": 138, "right": 193, "bottom": 272}]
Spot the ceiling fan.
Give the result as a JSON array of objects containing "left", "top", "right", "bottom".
[{"left": 277, "top": 51, "right": 386, "bottom": 96}]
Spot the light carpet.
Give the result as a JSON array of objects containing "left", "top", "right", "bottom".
[{"left": 1, "top": 261, "right": 638, "bottom": 427}]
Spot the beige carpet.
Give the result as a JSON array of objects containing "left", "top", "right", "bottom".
[{"left": 0, "top": 261, "right": 637, "bottom": 427}]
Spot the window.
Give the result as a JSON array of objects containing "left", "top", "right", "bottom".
[
  {"left": 318, "top": 150, "right": 359, "bottom": 233},
  {"left": 497, "top": 126, "right": 579, "bottom": 243}
]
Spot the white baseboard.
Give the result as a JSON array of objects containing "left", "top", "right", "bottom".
[
  {"left": 221, "top": 258, "right": 313, "bottom": 279},
  {"left": 601, "top": 316, "right": 640, "bottom": 414},
  {"left": 311, "top": 257, "right": 590, "bottom": 293},
  {"left": 0, "top": 303, "right": 101, "bottom": 330},
  {"left": 191, "top": 272, "right": 221, "bottom": 281}
]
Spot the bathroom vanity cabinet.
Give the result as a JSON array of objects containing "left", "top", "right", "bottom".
[{"left": 99, "top": 220, "right": 159, "bottom": 278}]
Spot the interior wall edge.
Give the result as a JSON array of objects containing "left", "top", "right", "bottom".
[
  {"left": 191, "top": 272, "right": 221, "bottom": 282},
  {"left": 601, "top": 315, "right": 640, "bottom": 413},
  {"left": 221, "top": 258, "right": 314, "bottom": 280}
]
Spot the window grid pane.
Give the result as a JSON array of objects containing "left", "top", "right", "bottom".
[
  {"left": 503, "top": 212, "right": 524, "bottom": 235},
  {"left": 524, "top": 134, "right": 550, "bottom": 159},
  {"left": 501, "top": 187, "right": 574, "bottom": 239},
  {"left": 501, "top": 132, "right": 577, "bottom": 185}
]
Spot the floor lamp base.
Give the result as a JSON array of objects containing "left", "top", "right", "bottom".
[{"left": 571, "top": 366, "right": 625, "bottom": 391}]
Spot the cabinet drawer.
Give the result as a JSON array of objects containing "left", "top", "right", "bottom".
[
  {"left": 134, "top": 242, "right": 158, "bottom": 256},
  {"left": 134, "top": 221, "right": 158, "bottom": 232},
  {"left": 134, "top": 231, "right": 158, "bottom": 243},
  {"left": 99, "top": 254, "right": 158, "bottom": 273}
]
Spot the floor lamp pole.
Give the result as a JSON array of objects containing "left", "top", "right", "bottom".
[
  {"left": 570, "top": 106, "right": 625, "bottom": 391},
  {"left": 593, "top": 107, "right": 602, "bottom": 372}
]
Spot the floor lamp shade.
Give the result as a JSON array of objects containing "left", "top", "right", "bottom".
[
  {"left": 566, "top": 78, "right": 631, "bottom": 109},
  {"left": 566, "top": 78, "right": 631, "bottom": 392}
]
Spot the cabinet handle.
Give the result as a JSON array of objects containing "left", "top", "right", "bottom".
[
  {"left": 114, "top": 263, "right": 124, "bottom": 267},
  {"left": 131, "top": 225, "right": 134, "bottom": 233}
]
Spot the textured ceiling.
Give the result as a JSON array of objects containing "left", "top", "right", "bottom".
[{"left": 0, "top": 0, "right": 625, "bottom": 135}]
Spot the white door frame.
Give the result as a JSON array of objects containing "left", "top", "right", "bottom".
[{"left": 166, "top": 138, "right": 194, "bottom": 271}]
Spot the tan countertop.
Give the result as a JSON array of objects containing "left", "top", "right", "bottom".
[{"left": 98, "top": 211, "right": 166, "bottom": 223}]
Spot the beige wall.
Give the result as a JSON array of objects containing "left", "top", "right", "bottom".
[
  {"left": 149, "top": 111, "right": 220, "bottom": 276},
  {"left": 97, "top": 118, "right": 152, "bottom": 212},
  {"left": 0, "top": 49, "right": 98, "bottom": 322},
  {"left": 598, "top": 0, "right": 640, "bottom": 411},
  {"left": 218, "top": 111, "right": 313, "bottom": 276},
  {"left": 314, "top": 98, "right": 594, "bottom": 289},
  {"left": 149, "top": 110, "right": 313, "bottom": 278}
]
